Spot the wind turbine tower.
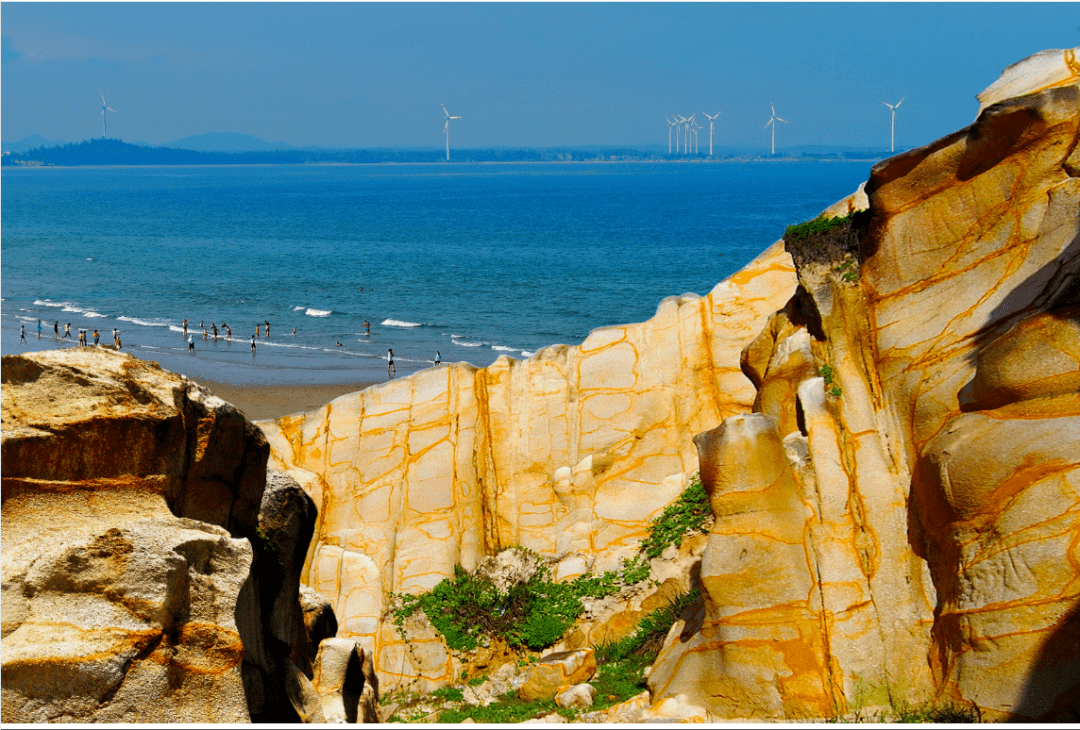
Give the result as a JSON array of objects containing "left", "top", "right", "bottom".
[
  {"left": 674, "top": 116, "right": 686, "bottom": 154},
  {"left": 704, "top": 111, "right": 720, "bottom": 156},
  {"left": 441, "top": 104, "right": 461, "bottom": 161},
  {"left": 882, "top": 98, "right": 904, "bottom": 153},
  {"left": 100, "top": 93, "right": 115, "bottom": 139},
  {"left": 765, "top": 103, "right": 787, "bottom": 156}
]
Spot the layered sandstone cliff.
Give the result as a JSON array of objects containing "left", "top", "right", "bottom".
[
  {"left": 1, "top": 349, "right": 377, "bottom": 722},
  {"left": 648, "top": 48, "right": 1079, "bottom": 722}
]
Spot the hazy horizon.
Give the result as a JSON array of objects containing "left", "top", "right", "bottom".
[{"left": 2, "top": 3, "right": 1076, "bottom": 152}]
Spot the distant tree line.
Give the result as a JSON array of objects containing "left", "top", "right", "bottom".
[{"left": 2, "top": 138, "right": 886, "bottom": 167}]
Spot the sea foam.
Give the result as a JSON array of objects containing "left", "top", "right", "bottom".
[
  {"left": 382, "top": 319, "right": 422, "bottom": 328},
  {"left": 306, "top": 308, "right": 331, "bottom": 317}
]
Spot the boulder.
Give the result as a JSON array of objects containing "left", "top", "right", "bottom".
[
  {"left": 555, "top": 683, "right": 596, "bottom": 709},
  {"left": 311, "top": 638, "right": 378, "bottom": 723},
  {"left": 519, "top": 648, "right": 597, "bottom": 701},
  {"left": 0, "top": 349, "right": 352, "bottom": 722}
]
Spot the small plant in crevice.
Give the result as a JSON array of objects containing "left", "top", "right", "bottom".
[
  {"left": 819, "top": 364, "right": 843, "bottom": 398},
  {"left": 835, "top": 257, "right": 860, "bottom": 283},
  {"left": 640, "top": 474, "right": 711, "bottom": 560}
]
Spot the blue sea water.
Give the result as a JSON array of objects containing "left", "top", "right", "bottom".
[{"left": 1, "top": 161, "right": 871, "bottom": 386}]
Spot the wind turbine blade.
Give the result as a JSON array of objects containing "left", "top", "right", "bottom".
[
  {"left": 896, "top": 97, "right": 904, "bottom": 107},
  {"left": 771, "top": 103, "right": 776, "bottom": 115},
  {"left": 777, "top": 117, "right": 787, "bottom": 123},
  {"left": 765, "top": 119, "right": 772, "bottom": 128},
  {"left": 441, "top": 104, "right": 449, "bottom": 117}
]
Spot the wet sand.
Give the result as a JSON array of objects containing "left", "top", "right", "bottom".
[{"left": 196, "top": 379, "right": 377, "bottom": 422}]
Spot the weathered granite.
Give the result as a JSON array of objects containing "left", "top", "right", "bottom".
[
  {"left": 650, "top": 49, "right": 1080, "bottom": 721},
  {"left": 0, "top": 349, "right": 376, "bottom": 723},
  {"left": 258, "top": 238, "right": 799, "bottom": 689}
]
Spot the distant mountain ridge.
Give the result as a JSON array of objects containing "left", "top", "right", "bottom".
[
  {"left": 166, "top": 132, "right": 295, "bottom": 153},
  {"left": 1, "top": 135, "right": 63, "bottom": 153}
]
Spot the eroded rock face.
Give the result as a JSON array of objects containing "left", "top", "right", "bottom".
[
  {"left": 258, "top": 240, "right": 799, "bottom": 690},
  {"left": 0, "top": 349, "right": 355, "bottom": 723},
  {"left": 651, "top": 49, "right": 1080, "bottom": 721}
]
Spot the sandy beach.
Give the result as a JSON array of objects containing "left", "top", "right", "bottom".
[{"left": 196, "top": 379, "right": 376, "bottom": 422}]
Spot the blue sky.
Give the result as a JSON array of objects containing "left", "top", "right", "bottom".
[{"left": 2, "top": 3, "right": 1076, "bottom": 150}]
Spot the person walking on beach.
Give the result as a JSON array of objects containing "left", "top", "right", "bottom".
[
  {"left": 388, "top": 348, "right": 395, "bottom": 376},
  {"left": 93, "top": 329, "right": 100, "bottom": 346},
  {"left": 77, "top": 329, "right": 84, "bottom": 347},
  {"left": 251, "top": 335, "right": 257, "bottom": 354},
  {"left": 189, "top": 335, "right": 195, "bottom": 352},
  {"left": 435, "top": 351, "right": 441, "bottom": 366},
  {"left": 20, "top": 325, "right": 26, "bottom": 344},
  {"left": 54, "top": 321, "right": 59, "bottom": 341},
  {"left": 63, "top": 323, "right": 72, "bottom": 340},
  {"left": 113, "top": 329, "right": 119, "bottom": 348}
]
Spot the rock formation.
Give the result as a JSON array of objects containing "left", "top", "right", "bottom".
[
  {"left": 1, "top": 349, "right": 375, "bottom": 722},
  {"left": 257, "top": 239, "right": 798, "bottom": 690},
  {"left": 648, "top": 47, "right": 1080, "bottom": 722}
]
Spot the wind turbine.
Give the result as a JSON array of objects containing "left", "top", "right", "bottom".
[
  {"left": 666, "top": 117, "right": 678, "bottom": 154},
  {"left": 882, "top": 98, "right": 904, "bottom": 153},
  {"left": 704, "top": 111, "right": 720, "bottom": 156},
  {"left": 674, "top": 115, "right": 686, "bottom": 154},
  {"left": 682, "top": 115, "right": 695, "bottom": 155},
  {"left": 691, "top": 117, "right": 700, "bottom": 154},
  {"left": 765, "top": 103, "right": 786, "bottom": 155},
  {"left": 100, "top": 93, "right": 115, "bottom": 139},
  {"left": 441, "top": 104, "right": 461, "bottom": 161}
]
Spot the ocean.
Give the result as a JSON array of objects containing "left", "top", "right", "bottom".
[{"left": 1, "top": 161, "right": 871, "bottom": 386}]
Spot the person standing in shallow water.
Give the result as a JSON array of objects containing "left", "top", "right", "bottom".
[
  {"left": 63, "top": 323, "right": 71, "bottom": 340},
  {"left": 93, "top": 329, "right": 99, "bottom": 346},
  {"left": 435, "top": 351, "right": 441, "bottom": 366},
  {"left": 37, "top": 320, "right": 42, "bottom": 339},
  {"left": 251, "top": 335, "right": 256, "bottom": 354},
  {"left": 54, "top": 321, "right": 59, "bottom": 340},
  {"left": 388, "top": 348, "right": 395, "bottom": 376},
  {"left": 20, "top": 325, "right": 26, "bottom": 344}
]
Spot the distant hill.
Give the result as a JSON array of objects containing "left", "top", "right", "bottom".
[
  {"left": 166, "top": 132, "right": 294, "bottom": 153},
  {"left": 2, "top": 137, "right": 895, "bottom": 167},
  {"left": 2, "top": 135, "right": 63, "bottom": 154}
]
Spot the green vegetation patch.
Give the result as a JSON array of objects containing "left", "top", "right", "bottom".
[
  {"left": 392, "top": 554, "right": 651, "bottom": 652},
  {"left": 438, "top": 691, "right": 559, "bottom": 724},
  {"left": 783, "top": 209, "right": 869, "bottom": 274},
  {"left": 640, "top": 475, "right": 711, "bottom": 560}
]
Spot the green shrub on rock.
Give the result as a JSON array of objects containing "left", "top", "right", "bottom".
[{"left": 640, "top": 475, "right": 711, "bottom": 560}]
